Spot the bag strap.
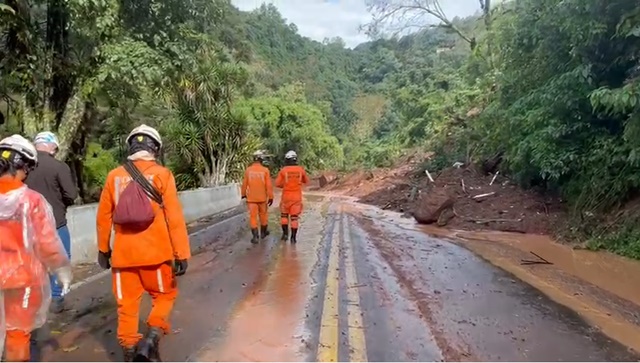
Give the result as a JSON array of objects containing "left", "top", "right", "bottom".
[
  {"left": 122, "top": 161, "right": 178, "bottom": 265},
  {"left": 123, "top": 161, "right": 163, "bottom": 206}
]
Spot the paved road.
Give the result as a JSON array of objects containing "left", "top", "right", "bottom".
[{"left": 39, "top": 194, "right": 637, "bottom": 361}]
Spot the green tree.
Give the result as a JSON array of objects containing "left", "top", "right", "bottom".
[
  {"left": 237, "top": 84, "right": 344, "bottom": 172},
  {"left": 163, "top": 47, "right": 259, "bottom": 187}
]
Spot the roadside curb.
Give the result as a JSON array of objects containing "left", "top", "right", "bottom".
[{"left": 68, "top": 206, "right": 246, "bottom": 292}]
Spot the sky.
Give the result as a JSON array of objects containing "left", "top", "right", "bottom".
[{"left": 231, "top": 0, "right": 483, "bottom": 48}]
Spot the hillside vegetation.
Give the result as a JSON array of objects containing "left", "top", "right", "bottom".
[
  {"left": 1, "top": 0, "right": 640, "bottom": 256},
  {"left": 350, "top": 0, "right": 640, "bottom": 257}
]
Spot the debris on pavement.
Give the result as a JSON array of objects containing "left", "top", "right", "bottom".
[
  {"left": 321, "top": 158, "right": 566, "bottom": 235},
  {"left": 520, "top": 251, "right": 553, "bottom": 266},
  {"left": 62, "top": 345, "right": 79, "bottom": 353}
]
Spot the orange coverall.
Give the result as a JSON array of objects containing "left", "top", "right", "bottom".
[
  {"left": 241, "top": 162, "right": 274, "bottom": 229},
  {"left": 275, "top": 165, "right": 308, "bottom": 229},
  {"left": 0, "top": 177, "right": 70, "bottom": 362},
  {"left": 96, "top": 161, "right": 190, "bottom": 349}
]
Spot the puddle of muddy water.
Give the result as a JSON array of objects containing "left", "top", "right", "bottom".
[
  {"left": 192, "top": 199, "right": 327, "bottom": 362},
  {"left": 429, "top": 229, "right": 640, "bottom": 310}
]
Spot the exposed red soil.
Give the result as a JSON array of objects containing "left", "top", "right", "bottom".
[
  {"left": 319, "top": 152, "right": 427, "bottom": 198},
  {"left": 322, "top": 162, "right": 566, "bottom": 235}
]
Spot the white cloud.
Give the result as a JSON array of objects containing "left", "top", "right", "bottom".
[{"left": 231, "top": 0, "right": 482, "bottom": 48}]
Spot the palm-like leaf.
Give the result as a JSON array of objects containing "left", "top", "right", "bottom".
[{"left": 163, "top": 46, "right": 252, "bottom": 186}]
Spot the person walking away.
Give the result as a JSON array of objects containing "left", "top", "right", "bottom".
[
  {"left": 241, "top": 150, "right": 274, "bottom": 244},
  {"left": 24, "top": 131, "right": 77, "bottom": 314},
  {"left": 95, "top": 125, "right": 190, "bottom": 362},
  {"left": 275, "top": 150, "right": 308, "bottom": 243},
  {"left": 0, "top": 135, "right": 72, "bottom": 362}
]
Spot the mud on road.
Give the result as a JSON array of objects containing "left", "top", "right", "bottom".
[
  {"left": 319, "top": 159, "right": 565, "bottom": 235},
  {"left": 40, "top": 195, "right": 637, "bottom": 362}
]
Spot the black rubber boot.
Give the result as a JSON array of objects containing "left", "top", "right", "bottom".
[
  {"left": 122, "top": 346, "right": 136, "bottom": 362},
  {"left": 260, "top": 225, "right": 270, "bottom": 239},
  {"left": 290, "top": 228, "right": 298, "bottom": 244},
  {"left": 251, "top": 228, "right": 259, "bottom": 244},
  {"left": 281, "top": 224, "right": 289, "bottom": 241},
  {"left": 134, "top": 327, "right": 163, "bottom": 362}
]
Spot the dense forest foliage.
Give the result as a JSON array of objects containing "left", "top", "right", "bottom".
[
  {"left": 1, "top": 0, "right": 639, "bottom": 254},
  {"left": 357, "top": 0, "right": 640, "bottom": 256}
]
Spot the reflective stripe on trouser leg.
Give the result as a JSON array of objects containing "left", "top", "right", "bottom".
[
  {"left": 145, "top": 264, "right": 177, "bottom": 334},
  {"left": 3, "top": 286, "right": 44, "bottom": 361},
  {"left": 21, "top": 287, "right": 31, "bottom": 309},
  {"left": 280, "top": 213, "right": 289, "bottom": 225},
  {"left": 290, "top": 215, "right": 299, "bottom": 229},
  {"left": 156, "top": 268, "right": 165, "bottom": 293},
  {"left": 113, "top": 269, "right": 144, "bottom": 347},
  {"left": 115, "top": 270, "right": 123, "bottom": 300}
]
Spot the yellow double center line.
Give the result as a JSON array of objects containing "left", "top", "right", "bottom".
[
  {"left": 317, "top": 206, "right": 368, "bottom": 362},
  {"left": 343, "top": 212, "right": 368, "bottom": 362}
]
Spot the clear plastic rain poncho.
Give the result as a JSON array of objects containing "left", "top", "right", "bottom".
[{"left": 0, "top": 185, "right": 71, "bottom": 342}]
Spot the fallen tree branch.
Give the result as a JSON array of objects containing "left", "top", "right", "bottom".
[
  {"left": 469, "top": 218, "right": 523, "bottom": 224},
  {"left": 530, "top": 251, "right": 551, "bottom": 263},
  {"left": 425, "top": 169, "right": 434, "bottom": 182},
  {"left": 472, "top": 192, "right": 495, "bottom": 200},
  {"left": 490, "top": 171, "right": 499, "bottom": 186},
  {"left": 521, "top": 251, "right": 553, "bottom": 265}
]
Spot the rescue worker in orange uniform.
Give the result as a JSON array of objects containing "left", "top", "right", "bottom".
[
  {"left": 241, "top": 150, "right": 274, "bottom": 244},
  {"left": 96, "top": 125, "right": 190, "bottom": 362},
  {"left": 0, "top": 135, "right": 72, "bottom": 362},
  {"left": 275, "top": 150, "right": 308, "bottom": 243}
]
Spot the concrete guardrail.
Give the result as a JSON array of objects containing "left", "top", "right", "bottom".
[{"left": 68, "top": 183, "right": 241, "bottom": 264}]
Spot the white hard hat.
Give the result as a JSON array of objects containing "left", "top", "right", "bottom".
[
  {"left": 126, "top": 124, "right": 162, "bottom": 147},
  {"left": 33, "top": 131, "right": 60, "bottom": 147},
  {"left": 0, "top": 134, "right": 38, "bottom": 163},
  {"left": 285, "top": 150, "right": 297, "bottom": 159}
]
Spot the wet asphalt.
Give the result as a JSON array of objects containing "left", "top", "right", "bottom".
[{"left": 38, "top": 194, "right": 638, "bottom": 362}]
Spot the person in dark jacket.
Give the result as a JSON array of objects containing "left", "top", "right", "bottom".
[{"left": 25, "top": 131, "right": 78, "bottom": 313}]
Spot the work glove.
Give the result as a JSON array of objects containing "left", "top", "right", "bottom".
[
  {"left": 53, "top": 266, "right": 73, "bottom": 296},
  {"left": 268, "top": 199, "right": 273, "bottom": 207},
  {"left": 98, "top": 250, "right": 111, "bottom": 270},
  {"left": 174, "top": 259, "right": 188, "bottom": 276}
]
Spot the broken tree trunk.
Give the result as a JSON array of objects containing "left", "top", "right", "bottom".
[{"left": 481, "top": 151, "right": 504, "bottom": 175}]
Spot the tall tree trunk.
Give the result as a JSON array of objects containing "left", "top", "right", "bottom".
[
  {"left": 55, "top": 96, "right": 87, "bottom": 161},
  {"left": 60, "top": 99, "right": 97, "bottom": 200},
  {"left": 47, "top": 0, "right": 75, "bottom": 129},
  {"left": 210, "top": 155, "right": 228, "bottom": 187}
]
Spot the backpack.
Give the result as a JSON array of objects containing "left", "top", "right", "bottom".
[
  {"left": 0, "top": 213, "right": 34, "bottom": 289},
  {"left": 112, "top": 161, "right": 164, "bottom": 231}
]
